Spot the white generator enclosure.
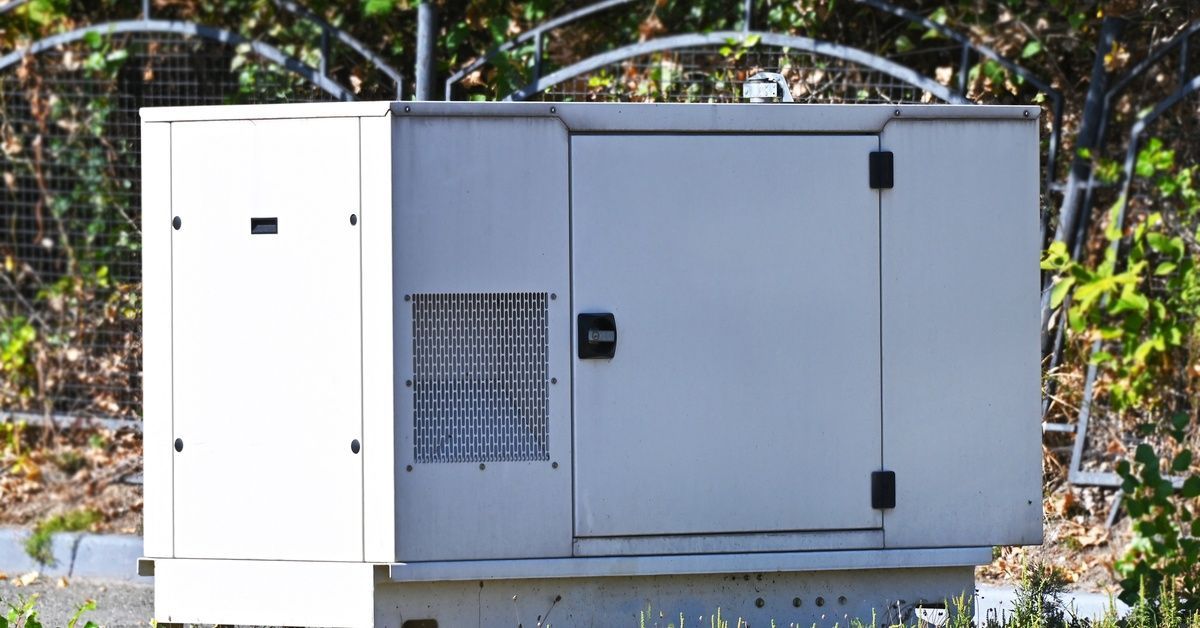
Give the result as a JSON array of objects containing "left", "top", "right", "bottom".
[{"left": 139, "top": 101, "right": 1042, "bottom": 628}]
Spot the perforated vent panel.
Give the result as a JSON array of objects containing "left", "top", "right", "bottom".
[{"left": 412, "top": 292, "right": 551, "bottom": 463}]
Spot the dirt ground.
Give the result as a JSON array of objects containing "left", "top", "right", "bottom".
[{"left": 0, "top": 424, "right": 143, "bottom": 535}]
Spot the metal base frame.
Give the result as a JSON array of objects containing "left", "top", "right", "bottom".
[{"left": 149, "top": 551, "right": 986, "bottom": 627}]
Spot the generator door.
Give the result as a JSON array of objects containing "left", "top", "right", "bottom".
[{"left": 572, "top": 134, "right": 882, "bottom": 539}]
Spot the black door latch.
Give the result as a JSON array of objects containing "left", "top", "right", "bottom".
[{"left": 578, "top": 313, "right": 617, "bottom": 359}]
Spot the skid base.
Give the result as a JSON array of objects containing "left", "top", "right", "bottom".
[{"left": 151, "top": 554, "right": 981, "bottom": 628}]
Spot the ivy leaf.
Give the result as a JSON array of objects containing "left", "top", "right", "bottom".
[{"left": 1021, "top": 40, "right": 1043, "bottom": 58}]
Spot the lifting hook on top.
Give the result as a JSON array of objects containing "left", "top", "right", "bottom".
[{"left": 742, "top": 71, "right": 795, "bottom": 103}]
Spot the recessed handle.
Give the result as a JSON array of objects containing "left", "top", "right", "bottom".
[
  {"left": 250, "top": 217, "right": 278, "bottom": 234},
  {"left": 578, "top": 313, "right": 617, "bottom": 359}
]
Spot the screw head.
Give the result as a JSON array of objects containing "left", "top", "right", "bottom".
[
  {"left": 1024, "top": 109, "right": 1031, "bottom": 117},
  {"left": 350, "top": 213, "right": 358, "bottom": 226},
  {"left": 404, "top": 294, "right": 411, "bottom": 302},
  {"left": 406, "top": 464, "right": 413, "bottom": 472},
  {"left": 838, "top": 596, "right": 847, "bottom": 605},
  {"left": 351, "top": 439, "right": 361, "bottom": 454},
  {"left": 755, "top": 598, "right": 765, "bottom": 608},
  {"left": 793, "top": 597, "right": 802, "bottom": 608},
  {"left": 550, "top": 377, "right": 557, "bottom": 385},
  {"left": 405, "top": 379, "right": 413, "bottom": 387},
  {"left": 174, "top": 438, "right": 183, "bottom": 452},
  {"left": 172, "top": 216, "right": 181, "bottom": 230},
  {"left": 893, "top": 109, "right": 901, "bottom": 116},
  {"left": 816, "top": 597, "right": 825, "bottom": 607},
  {"left": 552, "top": 461, "right": 559, "bottom": 469},
  {"left": 479, "top": 463, "right": 486, "bottom": 471},
  {"left": 550, "top": 293, "right": 557, "bottom": 300},
  {"left": 404, "top": 105, "right": 411, "bottom": 112},
  {"left": 550, "top": 106, "right": 557, "bottom": 113}
]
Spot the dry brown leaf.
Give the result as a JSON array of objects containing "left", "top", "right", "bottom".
[
  {"left": 58, "top": 575, "right": 69, "bottom": 588},
  {"left": 15, "top": 571, "right": 39, "bottom": 587}
]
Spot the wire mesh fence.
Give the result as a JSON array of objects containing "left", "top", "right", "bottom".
[{"left": 0, "top": 31, "right": 332, "bottom": 425}]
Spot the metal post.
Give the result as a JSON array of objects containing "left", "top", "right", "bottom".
[
  {"left": 416, "top": 2, "right": 438, "bottom": 100},
  {"left": 534, "top": 32, "right": 543, "bottom": 86},
  {"left": 957, "top": 45, "right": 969, "bottom": 95},
  {"left": 743, "top": 0, "right": 752, "bottom": 32},
  {"left": 1040, "top": 16, "right": 1125, "bottom": 355},
  {"left": 142, "top": 0, "right": 150, "bottom": 20}
]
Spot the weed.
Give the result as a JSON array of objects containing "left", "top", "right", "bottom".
[
  {"left": 0, "top": 592, "right": 97, "bottom": 628},
  {"left": 23, "top": 509, "right": 100, "bottom": 565}
]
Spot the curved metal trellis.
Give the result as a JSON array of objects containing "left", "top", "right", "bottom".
[
  {"left": 0, "top": 0, "right": 405, "bottom": 99},
  {"left": 1067, "top": 65, "right": 1200, "bottom": 489},
  {"left": 503, "top": 31, "right": 968, "bottom": 105},
  {"left": 445, "top": 0, "right": 1063, "bottom": 196},
  {"left": 0, "top": 19, "right": 355, "bottom": 100}
]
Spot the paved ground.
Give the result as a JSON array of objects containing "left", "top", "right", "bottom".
[{"left": 0, "top": 575, "right": 153, "bottom": 627}]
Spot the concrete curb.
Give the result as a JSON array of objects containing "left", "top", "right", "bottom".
[
  {"left": 975, "top": 585, "right": 1128, "bottom": 622},
  {"left": 0, "top": 528, "right": 148, "bottom": 582}
]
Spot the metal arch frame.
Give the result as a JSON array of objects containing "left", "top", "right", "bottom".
[
  {"left": 503, "top": 31, "right": 968, "bottom": 105},
  {"left": 0, "top": 19, "right": 355, "bottom": 101},
  {"left": 271, "top": 0, "right": 404, "bottom": 99},
  {"left": 1038, "top": 20, "right": 1200, "bottom": 488},
  {"left": 1066, "top": 71, "right": 1200, "bottom": 489},
  {"left": 443, "top": 0, "right": 638, "bottom": 100},
  {"left": 444, "top": 0, "right": 1062, "bottom": 191},
  {"left": 0, "top": 0, "right": 408, "bottom": 100}
]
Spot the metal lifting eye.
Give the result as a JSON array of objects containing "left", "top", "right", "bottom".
[{"left": 742, "top": 72, "right": 795, "bottom": 103}]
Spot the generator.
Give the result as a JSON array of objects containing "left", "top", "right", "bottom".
[{"left": 138, "top": 101, "right": 1042, "bottom": 627}]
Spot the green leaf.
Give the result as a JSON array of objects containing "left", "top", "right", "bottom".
[
  {"left": 1182, "top": 476, "right": 1200, "bottom": 498},
  {"left": 1155, "top": 262, "right": 1178, "bottom": 276},
  {"left": 362, "top": 0, "right": 394, "bottom": 17},
  {"left": 1109, "top": 284, "right": 1149, "bottom": 315},
  {"left": 1021, "top": 40, "right": 1043, "bottom": 58},
  {"left": 1049, "top": 276, "right": 1075, "bottom": 308},
  {"left": 1173, "top": 450, "right": 1193, "bottom": 473},
  {"left": 1135, "top": 444, "right": 1158, "bottom": 468},
  {"left": 894, "top": 35, "right": 914, "bottom": 53}
]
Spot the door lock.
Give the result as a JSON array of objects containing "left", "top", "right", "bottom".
[{"left": 578, "top": 313, "right": 617, "bottom": 359}]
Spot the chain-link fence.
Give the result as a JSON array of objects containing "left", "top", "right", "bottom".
[{"left": 0, "top": 31, "right": 332, "bottom": 425}]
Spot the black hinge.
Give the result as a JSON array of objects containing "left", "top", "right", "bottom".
[
  {"left": 871, "top": 470, "right": 896, "bottom": 509},
  {"left": 869, "top": 151, "right": 894, "bottom": 189}
]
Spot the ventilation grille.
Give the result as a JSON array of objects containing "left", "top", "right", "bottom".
[{"left": 412, "top": 292, "right": 550, "bottom": 463}]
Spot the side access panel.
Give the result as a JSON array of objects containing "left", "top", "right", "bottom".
[
  {"left": 392, "top": 115, "right": 573, "bottom": 561},
  {"left": 880, "top": 119, "right": 1042, "bottom": 548},
  {"left": 170, "top": 117, "right": 364, "bottom": 561}
]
